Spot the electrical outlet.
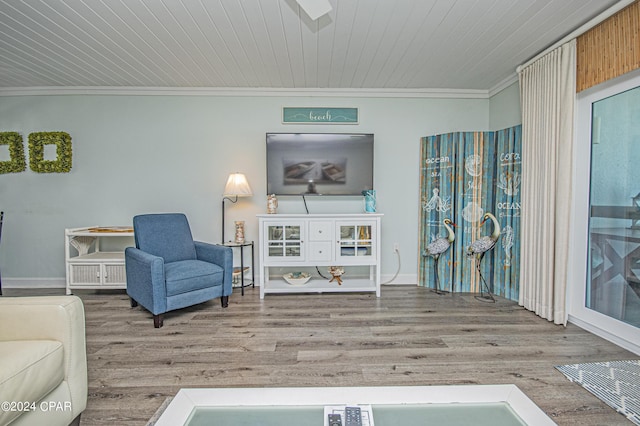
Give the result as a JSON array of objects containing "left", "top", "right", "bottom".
[{"left": 393, "top": 243, "right": 399, "bottom": 252}]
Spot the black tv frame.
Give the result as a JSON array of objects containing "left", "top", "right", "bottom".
[{"left": 266, "top": 132, "right": 374, "bottom": 196}]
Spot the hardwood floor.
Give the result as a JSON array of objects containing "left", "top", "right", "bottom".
[{"left": 4, "top": 286, "right": 637, "bottom": 425}]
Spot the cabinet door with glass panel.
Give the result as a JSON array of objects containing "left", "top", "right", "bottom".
[
  {"left": 335, "top": 221, "right": 376, "bottom": 264},
  {"left": 264, "top": 221, "right": 305, "bottom": 262}
]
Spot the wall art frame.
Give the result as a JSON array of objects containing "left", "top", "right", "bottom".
[
  {"left": 0, "top": 132, "right": 27, "bottom": 174},
  {"left": 282, "top": 107, "right": 358, "bottom": 124},
  {"left": 29, "top": 131, "right": 72, "bottom": 173}
]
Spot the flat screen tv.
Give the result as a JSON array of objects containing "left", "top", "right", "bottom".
[{"left": 266, "top": 133, "right": 374, "bottom": 196}]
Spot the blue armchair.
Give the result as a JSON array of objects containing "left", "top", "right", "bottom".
[{"left": 125, "top": 213, "right": 233, "bottom": 328}]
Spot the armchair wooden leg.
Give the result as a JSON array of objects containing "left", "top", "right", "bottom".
[
  {"left": 153, "top": 314, "right": 164, "bottom": 328},
  {"left": 221, "top": 296, "right": 229, "bottom": 308},
  {"left": 130, "top": 298, "right": 138, "bottom": 308}
]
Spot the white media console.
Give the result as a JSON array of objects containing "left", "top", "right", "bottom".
[{"left": 257, "top": 213, "right": 383, "bottom": 298}]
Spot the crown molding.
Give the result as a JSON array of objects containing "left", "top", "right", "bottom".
[
  {"left": 0, "top": 86, "right": 490, "bottom": 99},
  {"left": 488, "top": 74, "right": 519, "bottom": 97}
]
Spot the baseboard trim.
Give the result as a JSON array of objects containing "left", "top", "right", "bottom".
[
  {"left": 381, "top": 274, "right": 417, "bottom": 285},
  {"left": 2, "top": 278, "right": 66, "bottom": 289},
  {"left": 2, "top": 276, "right": 418, "bottom": 290}
]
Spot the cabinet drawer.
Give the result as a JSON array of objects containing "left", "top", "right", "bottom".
[
  {"left": 308, "top": 241, "right": 332, "bottom": 261},
  {"left": 70, "top": 264, "right": 101, "bottom": 284},
  {"left": 308, "top": 221, "right": 332, "bottom": 241}
]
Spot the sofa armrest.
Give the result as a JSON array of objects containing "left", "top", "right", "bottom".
[
  {"left": 125, "top": 247, "right": 167, "bottom": 314},
  {"left": 195, "top": 242, "right": 233, "bottom": 296},
  {"left": 0, "top": 296, "right": 88, "bottom": 419}
]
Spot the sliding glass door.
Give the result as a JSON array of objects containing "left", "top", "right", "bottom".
[
  {"left": 587, "top": 85, "right": 640, "bottom": 328},
  {"left": 569, "top": 70, "right": 640, "bottom": 355}
]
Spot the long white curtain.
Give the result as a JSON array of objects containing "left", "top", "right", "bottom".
[{"left": 518, "top": 40, "right": 576, "bottom": 325}]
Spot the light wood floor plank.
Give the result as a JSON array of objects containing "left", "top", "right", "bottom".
[{"left": 4, "top": 286, "right": 636, "bottom": 425}]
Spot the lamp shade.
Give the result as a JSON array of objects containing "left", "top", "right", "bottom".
[{"left": 223, "top": 173, "right": 253, "bottom": 197}]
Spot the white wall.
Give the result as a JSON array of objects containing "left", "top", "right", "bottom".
[
  {"left": 0, "top": 91, "right": 503, "bottom": 287},
  {"left": 489, "top": 81, "right": 521, "bottom": 131}
]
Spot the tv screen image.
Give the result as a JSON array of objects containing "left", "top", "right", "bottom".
[
  {"left": 266, "top": 133, "right": 374, "bottom": 196},
  {"left": 283, "top": 157, "right": 346, "bottom": 185}
]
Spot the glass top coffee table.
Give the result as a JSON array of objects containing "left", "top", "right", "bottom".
[{"left": 154, "top": 385, "right": 556, "bottom": 425}]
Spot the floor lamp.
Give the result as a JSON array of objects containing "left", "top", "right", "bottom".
[{"left": 222, "top": 173, "right": 253, "bottom": 244}]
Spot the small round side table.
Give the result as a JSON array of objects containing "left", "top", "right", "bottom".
[{"left": 219, "top": 241, "right": 255, "bottom": 296}]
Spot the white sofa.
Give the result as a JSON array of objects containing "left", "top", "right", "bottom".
[{"left": 0, "top": 296, "right": 88, "bottom": 426}]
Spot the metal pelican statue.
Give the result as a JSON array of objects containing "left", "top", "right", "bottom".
[
  {"left": 467, "top": 212, "right": 500, "bottom": 302},
  {"left": 422, "top": 218, "right": 456, "bottom": 295}
]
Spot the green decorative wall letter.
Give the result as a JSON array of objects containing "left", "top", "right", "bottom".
[
  {"left": 29, "top": 132, "right": 73, "bottom": 173},
  {"left": 0, "top": 132, "right": 27, "bottom": 174}
]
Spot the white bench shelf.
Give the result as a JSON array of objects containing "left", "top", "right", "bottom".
[{"left": 65, "top": 227, "right": 134, "bottom": 294}]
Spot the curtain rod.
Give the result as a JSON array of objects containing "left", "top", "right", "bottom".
[{"left": 516, "top": 0, "right": 636, "bottom": 72}]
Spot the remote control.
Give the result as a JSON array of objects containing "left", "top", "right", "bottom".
[
  {"left": 328, "top": 413, "right": 342, "bottom": 426},
  {"left": 344, "top": 406, "right": 362, "bottom": 426}
]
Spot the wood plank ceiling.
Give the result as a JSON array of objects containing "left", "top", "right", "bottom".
[{"left": 0, "top": 0, "right": 625, "bottom": 91}]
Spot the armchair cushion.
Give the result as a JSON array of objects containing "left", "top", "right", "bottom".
[
  {"left": 0, "top": 340, "right": 65, "bottom": 422},
  {"left": 0, "top": 296, "right": 87, "bottom": 426},
  {"left": 133, "top": 213, "right": 197, "bottom": 263},
  {"left": 165, "top": 259, "right": 224, "bottom": 296}
]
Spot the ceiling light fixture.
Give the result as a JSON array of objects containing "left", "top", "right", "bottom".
[{"left": 296, "top": 0, "right": 332, "bottom": 20}]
